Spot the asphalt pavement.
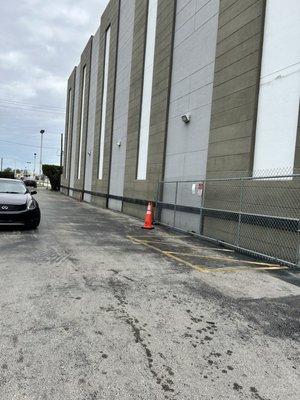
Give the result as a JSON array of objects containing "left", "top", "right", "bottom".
[{"left": 0, "top": 188, "right": 299, "bottom": 400}]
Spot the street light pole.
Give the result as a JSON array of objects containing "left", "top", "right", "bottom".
[
  {"left": 26, "top": 162, "right": 31, "bottom": 176},
  {"left": 39, "top": 130, "right": 45, "bottom": 176},
  {"left": 33, "top": 153, "right": 37, "bottom": 177},
  {"left": 60, "top": 133, "right": 63, "bottom": 167}
]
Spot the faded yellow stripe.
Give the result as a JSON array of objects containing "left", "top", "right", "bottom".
[
  {"left": 166, "top": 252, "right": 279, "bottom": 267},
  {"left": 127, "top": 235, "right": 208, "bottom": 273},
  {"left": 126, "top": 235, "right": 285, "bottom": 274},
  {"left": 193, "top": 265, "right": 288, "bottom": 273}
]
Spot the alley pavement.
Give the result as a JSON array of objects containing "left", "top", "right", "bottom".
[{"left": 0, "top": 189, "right": 299, "bottom": 400}]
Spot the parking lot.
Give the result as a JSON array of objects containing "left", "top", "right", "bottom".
[{"left": 0, "top": 189, "right": 299, "bottom": 399}]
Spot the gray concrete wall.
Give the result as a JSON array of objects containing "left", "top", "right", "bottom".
[
  {"left": 73, "top": 38, "right": 93, "bottom": 200},
  {"left": 206, "top": 0, "right": 266, "bottom": 178},
  {"left": 84, "top": 28, "right": 100, "bottom": 202},
  {"left": 123, "top": 0, "right": 176, "bottom": 219},
  {"left": 69, "top": 65, "right": 81, "bottom": 198},
  {"left": 164, "top": 0, "right": 220, "bottom": 182},
  {"left": 108, "top": 0, "right": 136, "bottom": 212},
  {"left": 91, "top": 0, "right": 120, "bottom": 208},
  {"left": 161, "top": 0, "right": 220, "bottom": 231},
  {"left": 61, "top": 67, "right": 76, "bottom": 194}
]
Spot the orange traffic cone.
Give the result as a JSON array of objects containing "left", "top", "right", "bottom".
[{"left": 142, "top": 202, "right": 154, "bottom": 229}]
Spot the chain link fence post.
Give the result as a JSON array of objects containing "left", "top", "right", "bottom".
[
  {"left": 173, "top": 181, "right": 179, "bottom": 228},
  {"left": 154, "top": 181, "right": 161, "bottom": 224},
  {"left": 199, "top": 180, "right": 206, "bottom": 235},
  {"left": 236, "top": 177, "right": 244, "bottom": 246},
  {"left": 297, "top": 219, "right": 300, "bottom": 267}
]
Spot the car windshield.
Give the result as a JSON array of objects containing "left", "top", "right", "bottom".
[{"left": 0, "top": 180, "right": 27, "bottom": 194}]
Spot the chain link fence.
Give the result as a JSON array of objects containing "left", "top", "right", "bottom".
[{"left": 156, "top": 172, "right": 300, "bottom": 267}]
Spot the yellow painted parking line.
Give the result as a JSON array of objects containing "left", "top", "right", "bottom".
[
  {"left": 193, "top": 265, "right": 288, "bottom": 272},
  {"left": 127, "top": 235, "right": 208, "bottom": 273},
  {"left": 127, "top": 235, "right": 285, "bottom": 274},
  {"left": 193, "top": 247, "right": 234, "bottom": 252},
  {"left": 165, "top": 251, "right": 235, "bottom": 259},
  {"left": 132, "top": 238, "right": 229, "bottom": 254},
  {"left": 251, "top": 265, "right": 288, "bottom": 270},
  {"left": 166, "top": 252, "right": 280, "bottom": 267},
  {"left": 129, "top": 236, "right": 162, "bottom": 240},
  {"left": 159, "top": 235, "right": 193, "bottom": 239},
  {"left": 129, "top": 235, "right": 192, "bottom": 241},
  {"left": 135, "top": 240, "right": 171, "bottom": 244}
]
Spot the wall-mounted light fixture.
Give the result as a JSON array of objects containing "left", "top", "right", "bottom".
[{"left": 181, "top": 113, "right": 191, "bottom": 124}]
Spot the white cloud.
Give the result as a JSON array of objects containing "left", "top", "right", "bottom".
[
  {"left": 0, "top": 51, "right": 27, "bottom": 68},
  {"left": 0, "top": 0, "right": 109, "bottom": 167},
  {"left": 0, "top": 81, "right": 37, "bottom": 100}
]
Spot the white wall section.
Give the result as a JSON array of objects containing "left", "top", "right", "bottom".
[
  {"left": 98, "top": 26, "right": 111, "bottom": 180},
  {"left": 69, "top": 67, "right": 80, "bottom": 196},
  {"left": 136, "top": 0, "right": 158, "bottom": 180},
  {"left": 65, "top": 88, "right": 72, "bottom": 179},
  {"left": 77, "top": 65, "right": 87, "bottom": 179},
  {"left": 253, "top": 0, "right": 300, "bottom": 175}
]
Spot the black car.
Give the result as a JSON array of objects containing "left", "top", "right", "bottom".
[
  {"left": 0, "top": 178, "right": 41, "bottom": 229},
  {"left": 23, "top": 177, "right": 37, "bottom": 188}
]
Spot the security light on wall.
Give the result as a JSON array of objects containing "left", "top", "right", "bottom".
[{"left": 181, "top": 113, "right": 191, "bottom": 124}]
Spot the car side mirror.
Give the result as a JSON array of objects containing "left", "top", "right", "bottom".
[{"left": 31, "top": 190, "right": 37, "bottom": 195}]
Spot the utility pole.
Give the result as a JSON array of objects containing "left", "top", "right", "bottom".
[
  {"left": 0, "top": 157, "right": 3, "bottom": 172},
  {"left": 33, "top": 153, "right": 37, "bottom": 177},
  {"left": 39, "top": 129, "right": 45, "bottom": 176},
  {"left": 26, "top": 162, "right": 31, "bottom": 176},
  {"left": 60, "top": 133, "right": 63, "bottom": 167}
]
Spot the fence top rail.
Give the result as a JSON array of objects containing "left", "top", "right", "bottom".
[
  {"left": 160, "top": 173, "right": 300, "bottom": 184},
  {"left": 203, "top": 207, "right": 300, "bottom": 222}
]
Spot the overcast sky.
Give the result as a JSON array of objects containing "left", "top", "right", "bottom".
[{"left": 0, "top": 0, "right": 108, "bottom": 172}]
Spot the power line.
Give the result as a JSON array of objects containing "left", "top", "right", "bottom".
[
  {"left": 0, "top": 139, "right": 60, "bottom": 150},
  {"left": 0, "top": 104, "right": 65, "bottom": 115},
  {"left": 261, "top": 61, "right": 300, "bottom": 80},
  {"left": 0, "top": 98, "right": 65, "bottom": 111},
  {"left": 0, "top": 130, "right": 64, "bottom": 137}
]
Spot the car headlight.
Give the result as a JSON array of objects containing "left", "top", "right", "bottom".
[{"left": 27, "top": 199, "right": 36, "bottom": 210}]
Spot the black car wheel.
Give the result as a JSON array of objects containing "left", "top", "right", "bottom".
[{"left": 25, "top": 211, "right": 41, "bottom": 230}]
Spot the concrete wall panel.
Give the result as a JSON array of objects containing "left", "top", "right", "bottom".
[
  {"left": 73, "top": 37, "right": 93, "bottom": 199},
  {"left": 108, "top": 0, "right": 136, "bottom": 211},
  {"left": 123, "top": 0, "right": 176, "bottom": 218},
  {"left": 69, "top": 66, "right": 81, "bottom": 197},
  {"left": 83, "top": 28, "right": 100, "bottom": 202},
  {"left": 91, "top": 0, "right": 120, "bottom": 208},
  {"left": 164, "top": 0, "right": 220, "bottom": 184},
  {"left": 61, "top": 67, "right": 76, "bottom": 192},
  {"left": 206, "top": 0, "right": 266, "bottom": 178}
]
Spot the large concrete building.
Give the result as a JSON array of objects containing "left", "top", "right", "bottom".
[{"left": 61, "top": 0, "right": 300, "bottom": 265}]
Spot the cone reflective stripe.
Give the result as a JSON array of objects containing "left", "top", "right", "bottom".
[{"left": 142, "top": 202, "right": 154, "bottom": 229}]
